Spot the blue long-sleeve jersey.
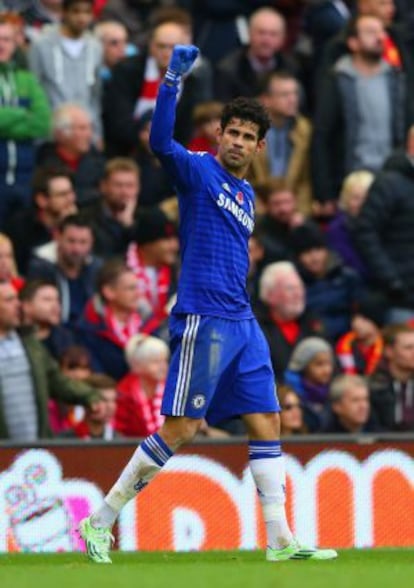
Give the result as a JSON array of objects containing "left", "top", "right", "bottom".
[{"left": 150, "top": 83, "right": 256, "bottom": 320}]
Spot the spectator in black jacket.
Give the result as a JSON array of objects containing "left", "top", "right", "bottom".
[
  {"left": 81, "top": 158, "right": 140, "bottom": 258},
  {"left": 355, "top": 126, "right": 414, "bottom": 322},
  {"left": 304, "top": 0, "right": 352, "bottom": 71},
  {"left": 255, "top": 261, "right": 325, "bottom": 379},
  {"left": 254, "top": 178, "right": 311, "bottom": 263},
  {"left": 134, "top": 109, "right": 175, "bottom": 209},
  {"left": 369, "top": 324, "right": 414, "bottom": 431},
  {"left": 215, "top": 7, "right": 298, "bottom": 103},
  {"left": 312, "top": 14, "right": 406, "bottom": 207},
  {"left": 6, "top": 167, "right": 77, "bottom": 274},
  {"left": 103, "top": 16, "right": 213, "bottom": 156},
  {"left": 322, "top": 374, "right": 382, "bottom": 433},
  {"left": 27, "top": 215, "right": 102, "bottom": 328},
  {"left": 292, "top": 224, "right": 362, "bottom": 341},
  {"left": 36, "top": 104, "right": 105, "bottom": 207}
]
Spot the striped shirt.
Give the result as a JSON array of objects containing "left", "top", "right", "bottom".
[{"left": 0, "top": 332, "right": 38, "bottom": 441}]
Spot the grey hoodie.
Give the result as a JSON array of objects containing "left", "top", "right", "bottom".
[{"left": 29, "top": 25, "right": 103, "bottom": 139}]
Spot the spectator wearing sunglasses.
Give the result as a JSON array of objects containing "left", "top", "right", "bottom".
[{"left": 278, "top": 385, "right": 307, "bottom": 436}]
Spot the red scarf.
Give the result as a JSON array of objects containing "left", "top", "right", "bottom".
[
  {"left": 104, "top": 305, "right": 142, "bottom": 347},
  {"left": 383, "top": 34, "right": 401, "bottom": 68},
  {"left": 126, "top": 243, "right": 171, "bottom": 319},
  {"left": 133, "top": 56, "right": 161, "bottom": 120},
  {"left": 336, "top": 332, "right": 383, "bottom": 375},
  {"left": 115, "top": 373, "right": 165, "bottom": 437}
]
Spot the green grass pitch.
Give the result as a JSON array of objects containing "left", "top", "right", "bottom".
[{"left": 0, "top": 550, "right": 412, "bottom": 588}]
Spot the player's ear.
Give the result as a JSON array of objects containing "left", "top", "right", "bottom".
[
  {"left": 256, "top": 138, "right": 266, "bottom": 153},
  {"left": 216, "top": 124, "right": 223, "bottom": 144}
]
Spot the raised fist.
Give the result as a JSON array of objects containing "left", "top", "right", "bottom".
[{"left": 165, "top": 45, "right": 200, "bottom": 84}]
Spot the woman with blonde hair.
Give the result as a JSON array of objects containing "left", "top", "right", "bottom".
[
  {"left": 115, "top": 334, "right": 170, "bottom": 437},
  {"left": 326, "top": 170, "right": 374, "bottom": 278},
  {"left": 0, "top": 233, "right": 24, "bottom": 291}
]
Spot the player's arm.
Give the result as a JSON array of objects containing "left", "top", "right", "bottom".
[{"left": 150, "top": 45, "right": 203, "bottom": 191}]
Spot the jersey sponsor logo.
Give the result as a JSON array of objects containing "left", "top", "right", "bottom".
[
  {"left": 216, "top": 193, "right": 254, "bottom": 233},
  {"left": 191, "top": 394, "right": 206, "bottom": 410}
]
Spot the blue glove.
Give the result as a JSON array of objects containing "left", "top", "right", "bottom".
[{"left": 165, "top": 44, "right": 200, "bottom": 85}]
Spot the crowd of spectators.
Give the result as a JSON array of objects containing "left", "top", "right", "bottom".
[{"left": 1, "top": 0, "right": 414, "bottom": 442}]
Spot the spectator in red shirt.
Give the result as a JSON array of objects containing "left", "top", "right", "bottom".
[
  {"left": 115, "top": 334, "right": 169, "bottom": 437},
  {"left": 254, "top": 261, "right": 325, "bottom": 379},
  {"left": 57, "top": 344, "right": 93, "bottom": 432},
  {"left": 62, "top": 373, "right": 120, "bottom": 440},
  {"left": 187, "top": 101, "right": 223, "bottom": 155}
]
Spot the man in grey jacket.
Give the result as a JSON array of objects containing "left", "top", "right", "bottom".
[
  {"left": 311, "top": 14, "right": 406, "bottom": 205},
  {"left": 29, "top": 0, "right": 103, "bottom": 143}
]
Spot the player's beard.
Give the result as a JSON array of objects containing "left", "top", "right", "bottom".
[{"left": 222, "top": 150, "right": 248, "bottom": 173}]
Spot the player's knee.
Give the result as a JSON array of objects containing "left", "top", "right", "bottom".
[
  {"left": 243, "top": 411, "right": 281, "bottom": 440},
  {"left": 159, "top": 417, "right": 202, "bottom": 449},
  {"left": 261, "top": 412, "right": 281, "bottom": 438}
]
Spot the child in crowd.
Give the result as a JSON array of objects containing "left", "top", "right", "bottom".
[
  {"left": 115, "top": 334, "right": 169, "bottom": 437},
  {"left": 61, "top": 374, "right": 119, "bottom": 440},
  {"left": 60, "top": 345, "right": 93, "bottom": 381},
  {"left": 284, "top": 337, "right": 335, "bottom": 431},
  {"left": 187, "top": 101, "right": 224, "bottom": 154},
  {"left": 48, "top": 345, "right": 94, "bottom": 434}
]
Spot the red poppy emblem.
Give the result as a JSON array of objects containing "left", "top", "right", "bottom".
[{"left": 235, "top": 191, "right": 244, "bottom": 205}]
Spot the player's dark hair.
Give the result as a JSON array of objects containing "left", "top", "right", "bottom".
[{"left": 221, "top": 97, "right": 270, "bottom": 141}]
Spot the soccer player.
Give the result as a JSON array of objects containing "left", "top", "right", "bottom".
[{"left": 79, "top": 45, "right": 337, "bottom": 563}]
